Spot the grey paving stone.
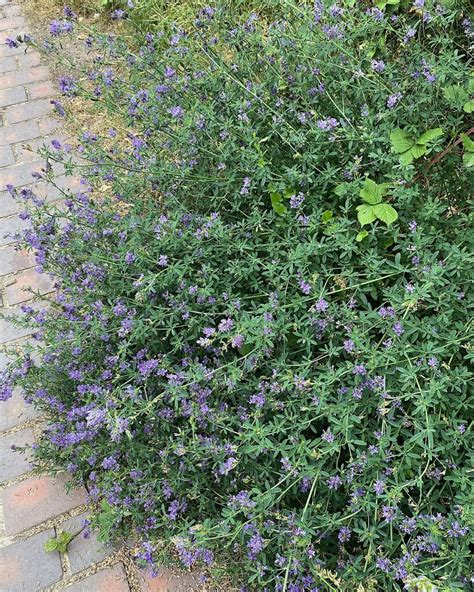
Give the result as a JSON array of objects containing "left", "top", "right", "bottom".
[
  {"left": 0, "top": 529, "right": 62, "bottom": 591},
  {"left": 63, "top": 512, "right": 114, "bottom": 574},
  {"left": 0, "top": 427, "right": 35, "bottom": 481}
]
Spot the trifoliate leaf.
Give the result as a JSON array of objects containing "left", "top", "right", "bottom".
[
  {"left": 463, "top": 100, "right": 474, "bottom": 114},
  {"left": 463, "top": 153, "right": 474, "bottom": 167},
  {"left": 356, "top": 204, "right": 377, "bottom": 226},
  {"left": 44, "top": 531, "right": 74, "bottom": 553},
  {"left": 460, "top": 133, "right": 474, "bottom": 152},
  {"left": 417, "top": 128, "right": 443, "bottom": 145},
  {"left": 390, "top": 128, "right": 414, "bottom": 153},
  {"left": 443, "top": 85, "right": 469, "bottom": 106},
  {"left": 411, "top": 143, "right": 427, "bottom": 159},
  {"left": 356, "top": 230, "right": 369, "bottom": 242},
  {"left": 273, "top": 202, "right": 287, "bottom": 216},
  {"left": 360, "top": 178, "right": 385, "bottom": 204},
  {"left": 373, "top": 203, "right": 398, "bottom": 226},
  {"left": 399, "top": 150, "right": 414, "bottom": 166}
]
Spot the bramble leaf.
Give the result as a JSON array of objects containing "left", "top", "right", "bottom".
[
  {"left": 373, "top": 203, "right": 398, "bottom": 226},
  {"left": 410, "top": 143, "right": 427, "bottom": 159},
  {"left": 390, "top": 128, "right": 414, "bottom": 154},
  {"left": 460, "top": 133, "right": 474, "bottom": 152},
  {"left": 463, "top": 100, "right": 474, "bottom": 114},
  {"left": 399, "top": 150, "right": 414, "bottom": 165},
  {"left": 360, "top": 178, "right": 385, "bottom": 205},
  {"left": 356, "top": 204, "right": 377, "bottom": 226},
  {"left": 417, "top": 128, "right": 443, "bottom": 145},
  {"left": 443, "top": 85, "right": 469, "bottom": 106},
  {"left": 463, "top": 153, "right": 474, "bottom": 167},
  {"left": 44, "top": 531, "right": 74, "bottom": 553}
]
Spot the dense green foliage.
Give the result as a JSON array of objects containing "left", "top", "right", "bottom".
[{"left": 2, "top": 1, "right": 473, "bottom": 590}]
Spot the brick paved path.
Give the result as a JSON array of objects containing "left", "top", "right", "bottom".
[{"left": 0, "top": 1, "right": 201, "bottom": 590}]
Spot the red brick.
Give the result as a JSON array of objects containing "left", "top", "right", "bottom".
[
  {"left": 136, "top": 568, "right": 201, "bottom": 592},
  {"left": 27, "top": 80, "right": 56, "bottom": 100},
  {"left": 5, "top": 267, "right": 54, "bottom": 305},
  {"left": 0, "top": 144, "right": 15, "bottom": 167},
  {"left": 5, "top": 97, "right": 52, "bottom": 124},
  {"left": 0, "top": 386, "right": 38, "bottom": 431},
  {"left": 0, "top": 84, "right": 26, "bottom": 107},
  {"left": 1, "top": 474, "right": 88, "bottom": 535},
  {"left": 63, "top": 564, "right": 130, "bottom": 592},
  {"left": 0, "top": 529, "right": 62, "bottom": 590},
  {"left": 0, "top": 16, "right": 26, "bottom": 32},
  {"left": 0, "top": 66, "right": 50, "bottom": 90},
  {"left": 0, "top": 55, "right": 16, "bottom": 74},
  {"left": 0, "top": 427, "right": 35, "bottom": 482},
  {"left": 0, "top": 119, "right": 41, "bottom": 146},
  {"left": 0, "top": 245, "right": 35, "bottom": 276},
  {"left": 63, "top": 512, "right": 114, "bottom": 574},
  {"left": 1, "top": 160, "right": 47, "bottom": 188}
]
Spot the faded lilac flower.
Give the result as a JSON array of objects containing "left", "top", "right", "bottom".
[{"left": 387, "top": 92, "right": 402, "bottom": 108}]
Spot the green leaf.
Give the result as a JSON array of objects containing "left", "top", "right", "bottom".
[
  {"left": 373, "top": 203, "right": 398, "bottom": 226},
  {"left": 273, "top": 202, "right": 287, "bottom": 216},
  {"left": 410, "top": 143, "right": 427, "bottom": 159},
  {"left": 321, "top": 210, "right": 333, "bottom": 223},
  {"left": 359, "top": 178, "right": 385, "bottom": 204},
  {"left": 460, "top": 133, "right": 474, "bottom": 152},
  {"left": 390, "top": 128, "right": 414, "bottom": 154},
  {"left": 270, "top": 192, "right": 282, "bottom": 206},
  {"left": 356, "top": 204, "right": 377, "bottom": 226},
  {"left": 399, "top": 150, "right": 414, "bottom": 166},
  {"left": 463, "top": 100, "right": 474, "bottom": 114},
  {"left": 416, "top": 128, "right": 443, "bottom": 145},
  {"left": 334, "top": 183, "right": 347, "bottom": 196},
  {"left": 463, "top": 153, "right": 474, "bottom": 167},
  {"left": 44, "top": 531, "right": 74, "bottom": 553},
  {"left": 443, "top": 85, "right": 469, "bottom": 106},
  {"left": 356, "top": 230, "right": 369, "bottom": 242}
]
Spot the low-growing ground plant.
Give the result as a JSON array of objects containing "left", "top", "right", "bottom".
[{"left": 2, "top": 1, "right": 473, "bottom": 590}]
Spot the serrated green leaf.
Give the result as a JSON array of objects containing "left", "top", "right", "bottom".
[
  {"left": 411, "top": 144, "right": 427, "bottom": 159},
  {"left": 321, "top": 210, "right": 333, "bottom": 222},
  {"left": 417, "top": 128, "right": 443, "bottom": 145},
  {"left": 463, "top": 100, "right": 474, "bottom": 114},
  {"left": 399, "top": 150, "right": 414, "bottom": 165},
  {"left": 360, "top": 178, "right": 385, "bottom": 204},
  {"left": 356, "top": 230, "right": 369, "bottom": 242},
  {"left": 44, "top": 531, "right": 74, "bottom": 553},
  {"left": 270, "top": 192, "right": 282, "bottom": 205},
  {"left": 334, "top": 184, "right": 347, "bottom": 196},
  {"left": 356, "top": 204, "right": 377, "bottom": 226},
  {"left": 373, "top": 203, "right": 398, "bottom": 226},
  {"left": 463, "top": 152, "right": 474, "bottom": 167},
  {"left": 390, "top": 128, "right": 414, "bottom": 154},
  {"left": 443, "top": 85, "right": 469, "bottom": 106},
  {"left": 273, "top": 202, "right": 287, "bottom": 216},
  {"left": 460, "top": 133, "right": 474, "bottom": 152}
]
